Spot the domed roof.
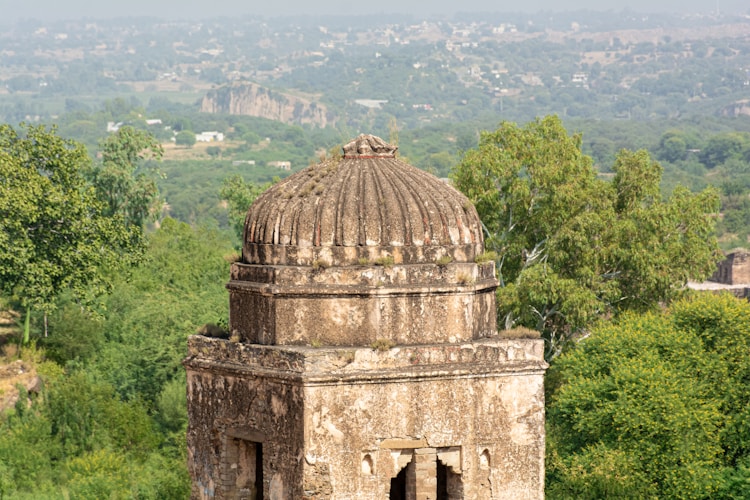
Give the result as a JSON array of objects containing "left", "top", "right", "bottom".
[{"left": 242, "top": 134, "right": 484, "bottom": 266}]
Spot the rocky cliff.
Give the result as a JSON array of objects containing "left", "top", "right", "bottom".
[
  {"left": 723, "top": 99, "right": 750, "bottom": 118},
  {"left": 200, "top": 82, "right": 333, "bottom": 127}
]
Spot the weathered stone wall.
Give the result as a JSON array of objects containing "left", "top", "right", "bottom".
[
  {"left": 184, "top": 336, "right": 546, "bottom": 500},
  {"left": 730, "top": 251, "right": 750, "bottom": 284},
  {"left": 185, "top": 345, "right": 307, "bottom": 499},
  {"left": 301, "top": 367, "right": 545, "bottom": 499},
  {"left": 228, "top": 261, "right": 498, "bottom": 346},
  {"left": 711, "top": 250, "right": 750, "bottom": 285}
]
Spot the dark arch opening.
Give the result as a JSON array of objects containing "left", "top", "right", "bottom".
[
  {"left": 437, "top": 460, "right": 447, "bottom": 499},
  {"left": 389, "top": 465, "right": 407, "bottom": 500},
  {"left": 437, "top": 458, "right": 463, "bottom": 499}
]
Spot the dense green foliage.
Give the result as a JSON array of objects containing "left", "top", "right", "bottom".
[
  {"left": 0, "top": 124, "right": 141, "bottom": 316},
  {"left": 92, "top": 219, "right": 231, "bottom": 404},
  {"left": 174, "top": 130, "right": 196, "bottom": 148},
  {"left": 547, "top": 293, "right": 750, "bottom": 498},
  {"left": 0, "top": 219, "right": 231, "bottom": 498},
  {"left": 220, "top": 174, "right": 273, "bottom": 241},
  {"left": 0, "top": 124, "right": 233, "bottom": 498},
  {"left": 452, "top": 116, "right": 720, "bottom": 358},
  {"left": 90, "top": 126, "right": 163, "bottom": 228}
]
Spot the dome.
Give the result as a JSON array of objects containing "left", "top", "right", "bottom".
[
  {"left": 242, "top": 134, "right": 484, "bottom": 267},
  {"left": 230, "top": 134, "right": 498, "bottom": 347}
]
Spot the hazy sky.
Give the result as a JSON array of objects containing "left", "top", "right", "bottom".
[{"left": 1, "top": 0, "right": 747, "bottom": 22}]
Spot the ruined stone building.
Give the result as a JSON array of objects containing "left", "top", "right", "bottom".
[
  {"left": 183, "top": 135, "right": 548, "bottom": 499},
  {"left": 711, "top": 249, "right": 750, "bottom": 286}
]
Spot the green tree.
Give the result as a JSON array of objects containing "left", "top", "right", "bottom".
[
  {"left": 0, "top": 124, "right": 142, "bottom": 338},
  {"left": 547, "top": 293, "right": 750, "bottom": 499},
  {"left": 658, "top": 130, "right": 688, "bottom": 163},
  {"left": 699, "top": 132, "right": 748, "bottom": 169},
  {"left": 175, "top": 130, "right": 196, "bottom": 148},
  {"left": 89, "top": 126, "right": 163, "bottom": 228},
  {"left": 220, "top": 174, "right": 271, "bottom": 241},
  {"left": 452, "top": 116, "right": 720, "bottom": 358},
  {"left": 92, "top": 218, "right": 232, "bottom": 404},
  {"left": 40, "top": 295, "right": 105, "bottom": 365}
]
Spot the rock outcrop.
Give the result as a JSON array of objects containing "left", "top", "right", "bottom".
[
  {"left": 723, "top": 100, "right": 750, "bottom": 118},
  {"left": 200, "top": 82, "right": 332, "bottom": 127},
  {"left": 0, "top": 360, "right": 41, "bottom": 412}
]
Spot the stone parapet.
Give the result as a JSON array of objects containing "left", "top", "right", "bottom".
[{"left": 184, "top": 336, "right": 547, "bottom": 385}]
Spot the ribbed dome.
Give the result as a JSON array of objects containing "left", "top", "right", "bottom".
[{"left": 242, "top": 134, "right": 484, "bottom": 266}]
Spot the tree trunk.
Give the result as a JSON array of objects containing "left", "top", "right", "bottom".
[{"left": 23, "top": 307, "right": 30, "bottom": 345}]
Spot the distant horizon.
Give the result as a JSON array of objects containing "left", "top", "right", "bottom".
[{"left": 1, "top": 0, "right": 748, "bottom": 24}]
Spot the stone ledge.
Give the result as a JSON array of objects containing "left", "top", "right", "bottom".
[
  {"left": 230, "top": 261, "right": 497, "bottom": 288},
  {"left": 183, "top": 336, "right": 548, "bottom": 385},
  {"left": 227, "top": 280, "right": 498, "bottom": 298}
]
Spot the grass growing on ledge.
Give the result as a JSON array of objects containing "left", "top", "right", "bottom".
[
  {"left": 370, "top": 338, "right": 395, "bottom": 351},
  {"left": 456, "top": 273, "right": 475, "bottom": 285},
  {"left": 475, "top": 251, "right": 498, "bottom": 264},
  {"left": 374, "top": 255, "right": 394, "bottom": 268},
  {"left": 436, "top": 255, "right": 453, "bottom": 266}
]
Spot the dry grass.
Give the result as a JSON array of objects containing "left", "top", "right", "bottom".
[
  {"left": 0, "top": 309, "right": 20, "bottom": 361},
  {"left": 499, "top": 327, "right": 541, "bottom": 339},
  {"left": 370, "top": 338, "right": 395, "bottom": 351},
  {"left": 125, "top": 80, "right": 214, "bottom": 93},
  {"left": 160, "top": 139, "right": 245, "bottom": 161}
]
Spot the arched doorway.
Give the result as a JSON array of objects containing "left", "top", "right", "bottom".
[
  {"left": 389, "top": 465, "right": 408, "bottom": 500},
  {"left": 437, "top": 459, "right": 463, "bottom": 499}
]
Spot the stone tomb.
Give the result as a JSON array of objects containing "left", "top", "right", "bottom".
[{"left": 184, "top": 135, "right": 547, "bottom": 499}]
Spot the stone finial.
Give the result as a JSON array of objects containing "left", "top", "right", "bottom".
[{"left": 342, "top": 134, "right": 397, "bottom": 158}]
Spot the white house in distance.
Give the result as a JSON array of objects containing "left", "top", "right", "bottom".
[
  {"left": 196, "top": 131, "right": 224, "bottom": 142},
  {"left": 267, "top": 160, "right": 291, "bottom": 170}
]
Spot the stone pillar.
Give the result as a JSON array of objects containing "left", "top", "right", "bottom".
[
  {"left": 221, "top": 436, "right": 238, "bottom": 494},
  {"left": 404, "top": 459, "right": 416, "bottom": 500},
  {"left": 413, "top": 448, "right": 437, "bottom": 500}
]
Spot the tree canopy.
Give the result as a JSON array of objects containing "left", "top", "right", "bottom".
[
  {"left": 0, "top": 218, "right": 232, "bottom": 498},
  {"left": 219, "top": 174, "right": 271, "bottom": 241},
  {"left": 452, "top": 116, "right": 720, "bottom": 358},
  {"left": 89, "top": 126, "right": 163, "bottom": 228},
  {"left": 0, "top": 124, "right": 142, "bottom": 316},
  {"left": 546, "top": 292, "right": 750, "bottom": 499},
  {"left": 174, "top": 130, "right": 196, "bottom": 148}
]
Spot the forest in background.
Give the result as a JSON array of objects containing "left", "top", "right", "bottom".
[{"left": 2, "top": 9, "right": 750, "bottom": 499}]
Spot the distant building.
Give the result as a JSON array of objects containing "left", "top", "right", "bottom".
[
  {"left": 571, "top": 72, "right": 589, "bottom": 88},
  {"left": 355, "top": 99, "right": 388, "bottom": 109},
  {"left": 232, "top": 160, "right": 256, "bottom": 166},
  {"left": 711, "top": 249, "right": 750, "bottom": 285},
  {"left": 571, "top": 72, "right": 586, "bottom": 81},
  {"left": 267, "top": 160, "right": 291, "bottom": 170},
  {"left": 196, "top": 131, "right": 224, "bottom": 142},
  {"left": 689, "top": 249, "right": 750, "bottom": 300}
]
